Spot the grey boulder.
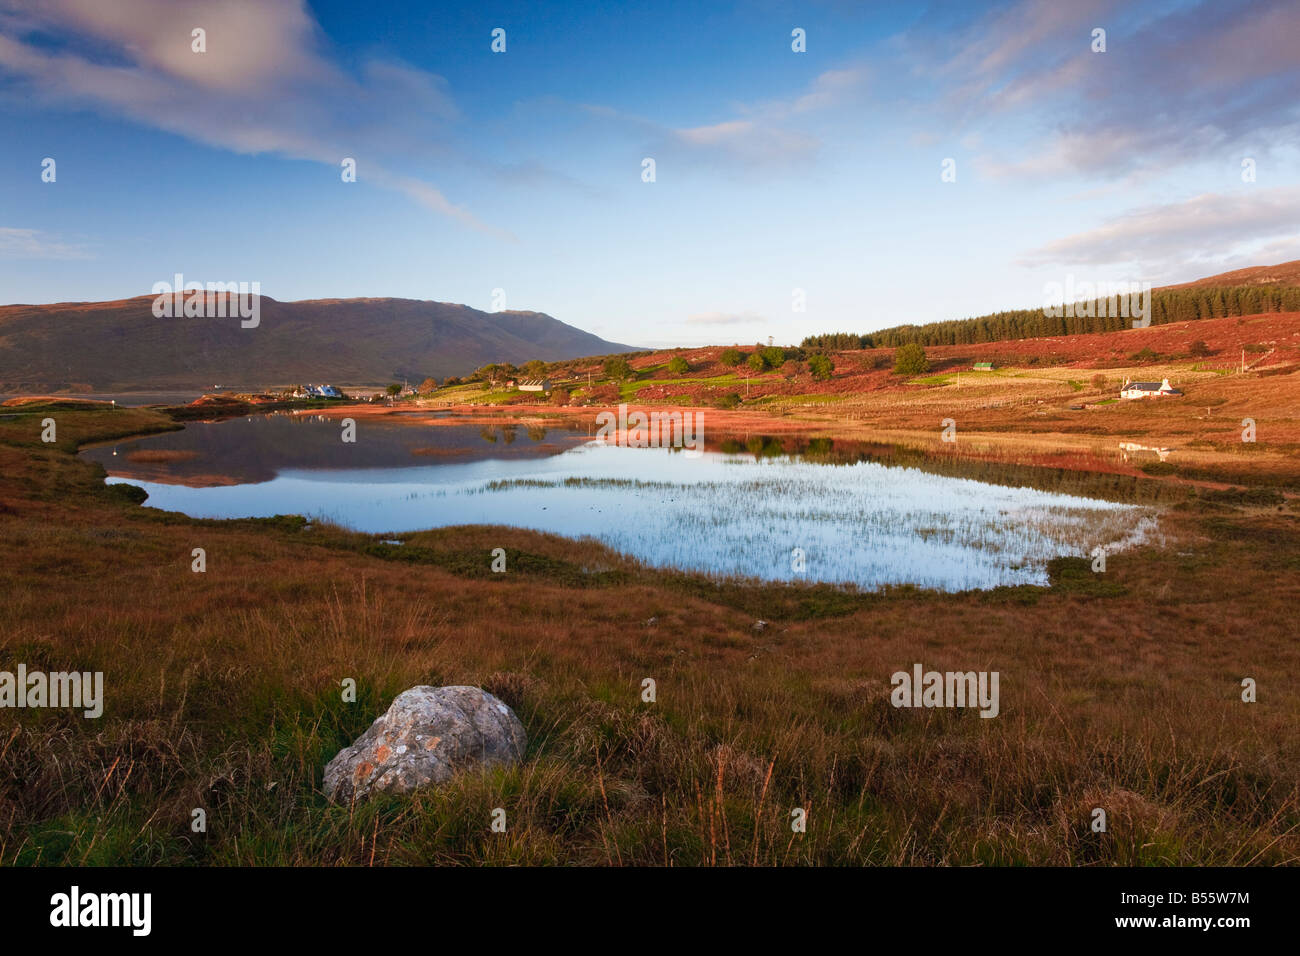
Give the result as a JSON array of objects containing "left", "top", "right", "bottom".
[{"left": 323, "top": 685, "right": 526, "bottom": 802}]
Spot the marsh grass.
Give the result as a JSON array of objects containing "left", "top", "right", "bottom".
[{"left": 0, "top": 407, "right": 1296, "bottom": 865}]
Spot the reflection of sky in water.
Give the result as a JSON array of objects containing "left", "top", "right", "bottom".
[{"left": 105, "top": 441, "right": 1153, "bottom": 591}]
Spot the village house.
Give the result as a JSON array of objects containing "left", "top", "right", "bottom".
[
  {"left": 294, "top": 384, "right": 343, "bottom": 399},
  {"left": 518, "top": 378, "right": 551, "bottom": 392},
  {"left": 972, "top": 361, "right": 995, "bottom": 371},
  {"left": 1120, "top": 378, "right": 1183, "bottom": 400}
]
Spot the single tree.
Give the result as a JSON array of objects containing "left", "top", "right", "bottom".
[
  {"left": 667, "top": 356, "right": 690, "bottom": 374},
  {"left": 720, "top": 347, "right": 744, "bottom": 367},
  {"left": 603, "top": 356, "right": 633, "bottom": 381},
  {"left": 892, "top": 343, "right": 930, "bottom": 376},
  {"left": 808, "top": 354, "right": 834, "bottom": 381}
]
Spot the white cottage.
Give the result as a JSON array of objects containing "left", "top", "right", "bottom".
[{"left": 1120, "top": 378, "right": 1183, "bottom": 400}]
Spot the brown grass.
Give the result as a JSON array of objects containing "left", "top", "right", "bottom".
[
  {"left": 124, "top": 449, "right": 200, "bottom": 464},
  {"left": 0, "top": 402, "right": 1296, "bottom": 865},
  {"left": 410, "top": 446, "right": 475, "bottom": 457}
]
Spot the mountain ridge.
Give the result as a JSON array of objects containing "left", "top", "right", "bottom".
[{"left": 0, "top": 294, "right": 638, "bottom": 391}]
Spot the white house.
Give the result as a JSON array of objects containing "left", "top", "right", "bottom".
[
  {"left": 1120, "top": 378, "right": 1182, "bottom": 400},
  {"left": 518, "top": 378, "right": 551, "bottom": 392},
  {"left": 295, "top": 384, "right": 343, "bottom": 399},
  {"left": 1119, "top": 441, "right": 1172, "bottom": 462}
]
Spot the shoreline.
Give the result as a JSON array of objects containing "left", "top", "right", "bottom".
[
  {"left": 286, "top": 400, "right": 1284, "bottom": 496},
  {"left": 7, "top": 390, "right": 1294, "bottom": 499},
  {"left": 3, "top": 385, "right": 1297, "bottom": 867}
]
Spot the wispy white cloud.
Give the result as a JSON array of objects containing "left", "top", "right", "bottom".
[
  {"left": 655, "top": 64, "right": 876, "bottom": 171},
  {"left": 0, "top": 0, "right": 505, "bottom": 236},
  {"left": 671, "top": 120, "right": 818, "bottom": 170},
  {"left": 909, "top": 0, "right": 1300, "bottom": 180},
  {"left": 0, "top": 226, "right": 90, "bottom": 259},
  {"left": 574, "top": 61, "right": 874, "bottom": 175},
  {"left": 578, "top": 0, "right": 1300, "bottom": 185},
  {"left": 686, "top": 310, "right": 767, "bottom": 326},
  {"left": 1019, "top": 187, "right": 1300, "bottom": 270},
  {"left": 742, "top": 65, "right": 873, "bottom": 120}
]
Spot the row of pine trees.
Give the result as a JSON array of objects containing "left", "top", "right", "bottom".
[{"left": 801, "top": 285, "right": 1300, "bottom": 351}]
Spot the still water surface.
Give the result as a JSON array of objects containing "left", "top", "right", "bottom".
[{"left": 83, "top": 414, "right": 1156, "bottom": 591}]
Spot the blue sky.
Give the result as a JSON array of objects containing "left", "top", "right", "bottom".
[{"left": 2, "top": 0, "right": 1298, "bottom": 347}]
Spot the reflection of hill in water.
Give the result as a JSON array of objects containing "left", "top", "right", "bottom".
[
  {"left": 709, "top": 434, "right": 1181, "bottom": 505},
  {"left": 84, "top": 413, "right": 1182, "bottom": 505},
  {"left": 81, "top": 415, "right": 593, "bottom": 486}
]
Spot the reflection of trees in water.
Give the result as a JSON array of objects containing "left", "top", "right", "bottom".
[
  {"left": 478, "top": 424, "right": 519, "bottom": 443},
  {"left": 708, "top": 432, "right": 1179, "bottom": 505},
  {"left": 527, "top": 426, "right": 548, "bottom": 442},
  {"left": 854, "top": 447, "right": 1179, "bottom": 505},
  {"left": 720, "top": 436, "right": 789, "bottom": 457}
]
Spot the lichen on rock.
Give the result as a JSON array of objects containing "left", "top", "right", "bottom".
[{"left": 323, "top": 685, "right": 527, "bottom": 802}]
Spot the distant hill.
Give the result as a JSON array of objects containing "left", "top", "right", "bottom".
[
  {"left": 1160, "top": 259, "right": 1300, "bottom": 290},
  {"left": 803, "top": 261, "right": 1300, "bottom": 352},
  {"left": 0, "top": 294, "right": 637, "bottom": 391}
]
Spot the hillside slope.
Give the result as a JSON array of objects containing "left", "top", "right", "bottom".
[
  {"left": 807, "top": 261, "right": 1300, "bottom": 351},
  {"left": 0, "top": 294, "right": 636, "bottom": 390},
  {"left": 1162, "top": 259, "right": 1300, "bottom": 289}
]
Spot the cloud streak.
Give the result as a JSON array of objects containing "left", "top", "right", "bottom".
[
  {"left": 913, "top": 0, "right": 1300, "bottom": 180},
  {"left": 0, "top": 226, "right": 90, "bottom": 259},
  {"left": 0, "top": 0, "right": 505, "bottom": 236},
  {"left": 685, "top": 310, "right": 767, "bottom": 326},
  {"left": 1019, "top": 188, "right": 1300, "bottom": 270},
  {"left": 575, "top": 62, "right": 876, "bottom": 175}
]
